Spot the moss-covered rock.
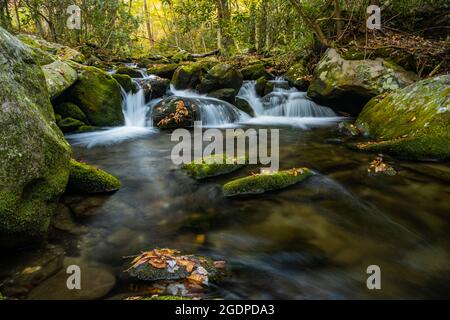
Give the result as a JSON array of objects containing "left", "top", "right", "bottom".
[
  {"left": 170, "top": 51, "right": 194, "bottom": 63},
  {"left": 147, "top": 64, "right": 179, "bottom": 79},
  {"left": 198, "top": 63, "right": 243, "bottom": 95},
  {"left": 62, "top": 66, "right": 124, "bottom": 126},
  {"left": 183, "top": 154, "right": 247, "bottom": 180},
  {"left": 0, "top": 28, "right": 72, "bottom": 249},
  {"left": 17, "top": 33, "right": 86, "bottom": 63},
  {"left": 58, "top": 117, "right": 85, "bottom": 133},
  {"left": 75, "top": 125, "right": 98, "bottom": 133},
  {"left": 138, "top": 76, "right": 170, "bottom": 102},
  {"left": 115, "top": 66, "right": 143, "bottom": 78},
  {"left": 255, "top": 76, "right": 274, "bottom": 97},
  {"left": 171, "top": 63, "right": 205, "bottom": 90},
  {"left": 307, "top": 48, "right": 417, "bottom": 115},
  {"left": 284, "top": 62, "right": 310, "bottom": 90},
  {"left": 152, "top": 96, "right": 197, "bottom": 129},
  {"left": 112, "top": 73, "right": 138, "bottom": 93},
  {"left": 54, "top": 102, "right": 88, "bottom": 123},
  {"left": 234, "top": 97, "right": 255, "bottom": 117},
  {"left": 42, "top": 60, "right": 78, "bottom": 100},
  {"left": 207, "top": 88, "right": 237, "bottom": 103},
  {"left": 240, "top": 62, "right": 268, "bottom": 80},
  {"left": 223, "top": 168, "right": 313, "bottom": 197},
  {"left": 67, "top": 159, "right": 121, "bottom": 194},
  {"left": 354, "top": 75, "right": 450, "bottom": 161}
]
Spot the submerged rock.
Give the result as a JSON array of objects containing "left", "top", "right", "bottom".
[
  {"left": 42, "top": 60, "right": 78, "bottom": 99},
  {"left": 67, "top": 159, "right": 121, "bottom": 194},
  {"left": 183, "top": 154, "right": 247, "bottom": 180},
  {"left": 367, "top": 156, "right": 397, "bottom": 177},
  {"left": 223, "top": 168, "right": 313, "bottom": 197},
  {"left": 61, "top": 66, "right": 124, "bottom": 126},
  {"left": 284, "top": 62, "right": 310, "bottom": 90},
  {"left": 354, "top": 75, "right": 450, "bottom": 161},
  {"left": 0, "top": 27, "right": 71, "bottom": 249},
  {"left": 307, "top": 48, "right": 417, "bottom": 115},
  {"left": 198, "top": 63, "right": 243, "bottom": 95},
  {"left": 338, "top": 122, "right": 363, "bottom": 137},
  {"left": 112, "top": 73, "right": 138, "bottom": 93}
]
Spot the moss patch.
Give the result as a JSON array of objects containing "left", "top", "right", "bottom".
[
  {"left": 223, "top": 168, "right": 313, "bottom": 197},
  {"left": 112, "top": 73, "right": 138, "bottom": 93},
  {"left": 183, "top": 154, "right": 247, "bottom": 180},
  {"left": 58, "top": 117, "right": 85, "bottom": 133},
  {"left": 67, "top": 159, "right": 121, "bottom": 194},
  {"left": 54, "top": 102, "right": 88, "bottom": 123}
]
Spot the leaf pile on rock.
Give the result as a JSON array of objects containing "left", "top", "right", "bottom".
[
  {"left": 157, "top": 100, "right": 190, "bottom": 128},
  {"left": 367, "top": 155, "right": 397, "bottom": 176},
  {"left": 125, "top": 249, "right": 225, "bottom": 288}
]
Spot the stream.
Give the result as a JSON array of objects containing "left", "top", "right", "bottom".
[{"left": 3, "top": 73, "right": 450, "bottom": 300}]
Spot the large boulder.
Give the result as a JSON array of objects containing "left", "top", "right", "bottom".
[
  {"left": 112, "top": 73, "right": 138, "bottom": 93},
  {"left": 307, "top": 48, "right": 417, "bottom": 115},
  {"left": 0, "top": 28, "right": 72, "bottom": 249},
  {"left": 138, "top": 76, "right": 170, "bottom": 102},
  {"left": 198, "top": 63, "right": 243, "bottom": 95},
  {"left": 148, "top": 64, "right": 179, "bottom": 79},
  {"left": 171, "top": 63, "right": 205, "bottom": 90},
  {"left": 115, "top": 66, "right": 143, "bottom": 78},
  {"left": 62, "top": 66, "right": 124, "bottom": 126},
  {"left": 284, "top": 62, "right": 310, "bottom": 90},
  {"left": 240, "top": 62, "right": 268, "bottom": 80},
  {"left": 354, "top": 75, "right": 450, "bottom": 161},
  {"left": 54, "top": 102, "right": 88, "bottom": 123},
  {"left": 42, "top": 60, "right": 78, "bottom": 99}
]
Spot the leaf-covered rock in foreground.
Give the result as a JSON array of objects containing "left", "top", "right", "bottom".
[{"left": 223, "top": 168, "right": 313, "bottom": 197}]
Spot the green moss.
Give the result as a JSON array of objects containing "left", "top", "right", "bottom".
[
  {"left": 285, "top": 62, "right": 309, "bottom": 90},
  {"left": 115, "top": 66, "right": 142, "bottom": 78},
  {"left": 43, "top": 60, "right": 78, "bottom": 100},
  {"left": 62, "top": 66, "right": 124, "bottom": 127},
  {"left": 198, "top": 63, "right": 243, "bottom": 94},
  {"left": 240, "top": 63, "right": 267, "bottom": 80},
  {"left": 171, "top": 63, "right": 205, "bottom": 90},
  {"left": 67, "top": 159, "right": 121, "bottom": 194},
  {"left": 255, "top": 76, "right": 274, "bottom": 97},
  {"left": 58, "top": 117, "right": 85, "bottom": 133},
  {"left": 54, "top": 102, "right": 88, "bottom": 123},
  {"left": 112, "top": 73, "right": 138, "bottom": 93},
  {"left": 147, "top": 64, "right": 179, "bottom": 79},
  {"left": 223, "top": 168, "right": 313, "bottom": 197},
  {"left": 76, "top": 125, "right": 98, "bottom": 133},
  {"left": 355, "top": 75, "right": 450, "bottom": 160},
  {"left": 183, "top": 154, "right": 247, "bottom": 180}
]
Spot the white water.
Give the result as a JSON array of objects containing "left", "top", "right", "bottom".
[{"left": 237, "top": 80, "right": 343, "bottom": 128}]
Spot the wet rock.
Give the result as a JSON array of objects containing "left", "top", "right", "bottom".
[
  {"left": 67, "top": 159, "right": 121, "bottom": 194},
  {"left": 42, "top": 60, "right": 78, "bottom": 99},
  {"left": 240, "top": 62, "right": 268, "bottom": 80},
  {"left": 0, "top": 245, "right": 64, "bottom": 297},
  {"left": 171, "top": 63, "right": 205, "bottom": 90},
  {"left": 354, "top": 75, "right": 450, "bottom": 161},
  {"left": 284, "top": 62, "right": 310, "bottom": 90},
  {"left": 112, "top": 73, "right": 138, "bottom": 93},
  {"left": 58, "top": 117, "right": 85, "bottom": 133},
  {"left": 64, "top": 195, "right": 109, "bottom": 219},
  {"left": 207, "top": 88, "right": 237, "bottom": 103},
  {"left": 223, "top": 168, "right": 313, "bottom": 197},
  {"left": 152, "top": 96, "right": 197, "bottom": 129},
  {"left": 148, "top": 64, "right": 179, "bottom": 79},
  {"left": 0, "top": 27, "right": 71, "bottom": 249},
  {"left": 234, "top": 97, "right": 255, "bottom": 117},
  {"left": 255, "top": 76, "right": 274, "bottom": 97},
  {"left": 115, "top": 66, "right": 143, "bottom": 78},
  {"left": 198, "top": 63, "right": 243, "bottom": 95},
  {"left": 183, "top": 154, "right": 247, "bottom": 180},
  {"left": 338, "top": 122, "right": 363, "bottom": 137},
  {"left": 307, "top": 48, "right": 417, "bottom": 115},
  {"left": 52, "top": 204, "right": 88, "bottom": 235},
  {"left": 138, "top": 76, "right": 170, "bottom": 101},
  {"left": 27, "top": 267, "right": 115, "bottom": 300},
  {"left": 367, "top": 155, "right": 397, "bottom": 177},
  {"left": 54, "top": 102, "right": 88, "bottom": 123}
]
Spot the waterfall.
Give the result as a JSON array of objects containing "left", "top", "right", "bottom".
[
  {"left": 121, "top": 82, "right": 152, "bottom": 128},
  {"left": 168, "top": 85, "right": 250, "bottom": 127},
  {"left": 237, "top": 80, "right": 343, "bottom": 127}
]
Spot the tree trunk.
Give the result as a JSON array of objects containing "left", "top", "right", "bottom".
[
  {"left": 143, "top": 0, "right": 154, "bottom": 48},
  {"left": 216, "top": 0, "right": 234, "bottom": 54},
  {"left": 256, "top": 0, "right": 267, "bottom": 52}
]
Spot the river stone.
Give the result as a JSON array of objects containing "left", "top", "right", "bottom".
[
  {"left": 171, "top": 63, "right": 205, "bottom": 90},
  {"left": 234, "top": 97, "right": 255, "bottom": 117},
  {"left": 198, "top": 63, "right": 243, "bottom": 94},
  {"left": 240, "top": 62, "right": 268, "bottom": 80},
  {"left": 255, "top": 76, "right": 274, "bottom": 97},
  {"left": 148, "top": 64, "right": 179, "bottom": 79},
  {"left": 223, "top": 168, "right": 313, "bottom": 197},
  {"left": 0, "top": 27, "right": 72, "bottom": 249},
  {"left": 307, "top": 48, "right": 417, "bottom": 115},
  {"left": 54, "top": 102, "right": 88, "bottom": 123},
  {"left": 61, "top": 66, "right": 125, "bottom": 126},
  {"left": 112, "top": 73, "right": 138, "bottom": 93},
  {"left": 58, "top": 117, "right": 85, "bottom": 133},
  {"left": 42, "top": 60, "right": 78, "bottom": 99},
  {"left": 115, "top": 66, "right": 143, "bottom": 78},
  {"left": 28, "top": 267, "right": 116, "bottom": 300},
  {"left": 183, "top": 154, "right": 247, "bottom": 180},
  {"left": 52, "top": 203, "right": 88, "bottom": 235},
  {"left": 138, "top": 76, "right": 170, "bottom": 101},
  {"left": 284, "top": 62, "right": 310, "bottom": 90},
  {"left": 354, "top": 75, "right": 450, "bottom": 161},
  {"left": 207, "top": 88, "right": 237, "bottom": 103}
]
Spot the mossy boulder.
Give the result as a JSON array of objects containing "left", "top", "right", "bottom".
[
  {"left": 0, "top": 28, "right": 72, "bottom": 249},
  {"left": 354, "top": 75, "right": 450, "bottom": 161},
  {"left": 171, "top": 63, "right": 205, "bottom": 90},
  {"left": 62, "top": 66, "right": 124, "bottom": 126},
  {"left": 307, "top": 48, "right": 417, "bottom": 115},
  {"left": 170, "top": 51, "right": 194, "bottom": 63},
  {"left": 115, "top": 66, "right": 143, "bottom": 78},
  {"left": 183, "top": 154, "right": 247, "bottom": 180},
  {"left": 58, "top": 117, "right": 85, "bottom": 133},
  {"left": 42, "top": 60, "right": 78, "bottom": 99},
  {"left": 147, "top": 64, "right": 179, "bottom": 79},
  {"left": 198, "top": 63, "right": 243, "bottom": 95},
  {"left": 284, "top": 62, "right": 310, "bottom": 90},
  {"left": 67, "top": 159, "right": 121, "bottom": 194},
  {"left": 223, "top": 168, "right": 313, "bottom": 197},
  {"left": 112, "top": 73, "right": 138, "bottom": 93},
  {"left": 17, "top": 33, "right": 85, "bottom": 63},
  {"left": 54, "top": 102, "right": 88, "bottom": 123},
  {"left": 234, "top": 97, "right": 255, "bottom": 117},
  {"left": 255, "top": 76, "right": 274, "bottom": 97},
  {"left": 207, "top": 88, "right": 237, "bottom": 103},
  {"left": 152, "top": 96, "right": 197, "bottom": 129},
  {"left": 138, "top": 76, "right": 170, "bottom": 102},
  {"left": 240, "top": 62, "right": 268, "bottom": 80}
]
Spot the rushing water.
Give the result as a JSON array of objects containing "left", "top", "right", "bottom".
[{"left": 3, "top": 71, "right": 449, "bottom": 300}]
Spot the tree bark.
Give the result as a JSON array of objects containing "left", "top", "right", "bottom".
[{"left": 143, "top": 0, "right": 154, "bottom": 48}]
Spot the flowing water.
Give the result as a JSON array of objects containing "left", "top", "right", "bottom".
[{"left": 3, "top": 74, "right": 449, "bottom": 300}]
